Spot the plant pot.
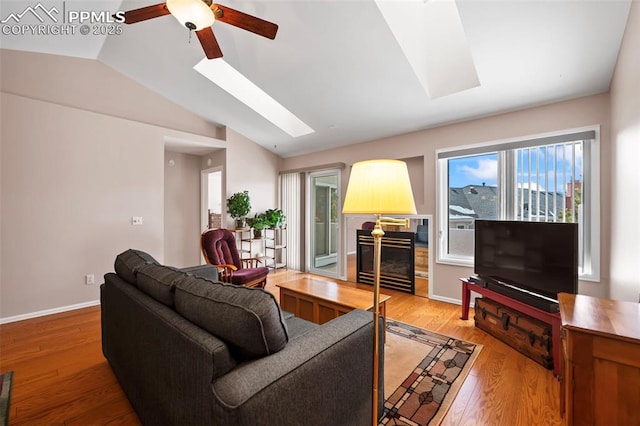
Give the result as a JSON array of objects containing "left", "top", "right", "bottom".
[
  {"left": 235, "top": 218, "right": 246, "bottom": 229},
  {"left": 253, "top": 229, "right": 264, "bottom": 239}
]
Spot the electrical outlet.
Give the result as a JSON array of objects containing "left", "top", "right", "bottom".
[
  {"left": 85, "top": 274, "right": 95, "bottom": 285},
  {"left": 132, "top": 216, "right": 143, "bottom": 225}
]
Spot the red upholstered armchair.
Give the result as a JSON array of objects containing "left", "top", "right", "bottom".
[{"left": 200, "top": 228, "right": 269, "bottom": 289}]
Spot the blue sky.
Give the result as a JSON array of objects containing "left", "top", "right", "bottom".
[
  {"left": 449, "top": 154, "right": 498, "bottom": 188},
  {"left": 449, "top": 145, "right": 583, "bottom": 192}
]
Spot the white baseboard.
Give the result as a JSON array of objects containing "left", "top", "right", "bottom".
[
  {"left": 429, "top": 294, "right": 478, "bottom": 310},
  {"left": 429, "top": 294, "right": 461, "bottom": 305},
  {"left": 0, "top": 300, "right": 100, "bottom": 324}
]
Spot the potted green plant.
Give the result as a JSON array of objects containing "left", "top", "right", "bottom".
[
  {"left": 265, "top": 208, "right": 286, "bottom": 228},
  {"left": 227, "top": 191, "right": 251, "bottom": 229},
  {"left": 246, "top": 213, "right": 269, "bottom": 238}
]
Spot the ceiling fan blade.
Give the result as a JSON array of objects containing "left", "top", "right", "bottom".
[
  {"left": 196, "top": 27, "right": 223, "bottom": 59},
  {"left": 212, "top": 4, "right": 278, "bottom": 39},
  {"left": 121, "top": 3, "right": 170, "bottom": 24}
]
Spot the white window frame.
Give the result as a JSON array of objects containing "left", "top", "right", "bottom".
[{"left": 436, "top": 126, "right": 600, "bottom": 282}]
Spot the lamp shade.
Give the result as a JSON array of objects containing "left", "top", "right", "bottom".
[
  {"left": 167, "top": 0, "right": 215, "bottom": 31},
  {"left": 342, "top": 159, "right": 417, "bottom": 215}
]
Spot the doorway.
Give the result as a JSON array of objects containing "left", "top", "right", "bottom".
[
  {"left": 201, "top": 167, "right": 223, "bottom": 232},
  {"left": 308, "top": 170, "right": 342, "bottom": 278}
]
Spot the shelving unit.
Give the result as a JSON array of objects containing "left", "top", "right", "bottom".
[
  {"left": 265, "top": 227, "right": 287, "bottom": 270},
  {"left": 234, "top": 227, "right": 287, "bottom": 270},
  {"left": 233, "top": 228, "right": 263, "bottom": 262}
]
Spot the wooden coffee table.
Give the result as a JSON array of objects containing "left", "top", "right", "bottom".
[{"left": 276, "top": 277, "right": 391, "bottom": 332}]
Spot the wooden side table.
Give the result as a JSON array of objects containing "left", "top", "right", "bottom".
[{"left": 558, "top": 293, "right": 640, "bottom": 425}]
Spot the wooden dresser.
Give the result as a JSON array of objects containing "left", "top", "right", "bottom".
[{"left": 558, "top": 293, "right": 640, "bottom": 425}]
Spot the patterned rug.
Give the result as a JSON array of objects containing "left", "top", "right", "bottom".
[
  {"left": 380, "top": 320, "right": 482, "bottom": 426},
  {"left": 0, "top": 371, "right": 13, "bottom": 426}
]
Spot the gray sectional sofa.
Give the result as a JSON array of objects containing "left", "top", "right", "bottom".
[{"left": 101, "top": 249, "right": 383, "bottom": 425}]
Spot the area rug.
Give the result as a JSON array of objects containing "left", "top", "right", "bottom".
[
  {"left": 380, "top": 320, "right": 481, "bottom": 426},
  {"left": 0, "top": 371, "right": 13, "bottom": 426}
]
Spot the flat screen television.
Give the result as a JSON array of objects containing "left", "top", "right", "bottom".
[{"left": 474, "top": 220, "right": 578, "bottom": 309}]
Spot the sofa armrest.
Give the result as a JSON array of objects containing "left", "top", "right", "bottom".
[
  {"left": 180, "top": 264, "right": 220, "bottom": 282},
  {"left": 101, "top": 273, "right": 235, "bottom": 425},
  {"left": 211, "top": 309, "right": 383, "bottom": 425}
]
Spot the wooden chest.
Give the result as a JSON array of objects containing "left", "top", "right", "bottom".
[{"left": 474, "top": 297, "right": 553, "bottom": 369}]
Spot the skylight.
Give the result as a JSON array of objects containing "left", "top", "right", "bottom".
[
  {"left": 375, "top": 0, "right": 480, "bottom": 99},
  {"left": 193, "top": 59, "right": 314, "bottom": 138}
]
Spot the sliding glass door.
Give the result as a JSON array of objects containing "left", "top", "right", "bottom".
[{"left": 308, "top": 170, "right": 341, "bottom": 278}]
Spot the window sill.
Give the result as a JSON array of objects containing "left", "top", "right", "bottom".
[{"left": 436, "top": 257, "right": 473, "bottom": 268}]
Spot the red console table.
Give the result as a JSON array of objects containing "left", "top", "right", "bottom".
[{"left": 460, "top": 278, "right": 561, "bottom": 376}]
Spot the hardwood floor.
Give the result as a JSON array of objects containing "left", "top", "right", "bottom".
[{"left": 0, "top": 268, "right": 562, "bottom": 425}]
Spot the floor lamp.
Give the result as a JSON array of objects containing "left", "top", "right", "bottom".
[{"left": 342, "top": 159, "right": 417, "bottom": 425}]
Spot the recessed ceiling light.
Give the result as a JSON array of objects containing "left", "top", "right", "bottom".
[{"left": 194, "top": 59, "right": 315, "bottom": 138}]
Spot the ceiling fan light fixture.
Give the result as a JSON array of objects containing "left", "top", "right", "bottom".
[{"left": 166, "top": 0, "right": 215, "bottom": 31}]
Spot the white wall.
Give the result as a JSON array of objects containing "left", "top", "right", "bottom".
[
  {"left": 0, "top": 99, "right": 280, "bottom": 321},
  {"left": 224, "top": 128, "right": 281, "bottom": 228},
  {"left": 1, "top": 49, "right": 223, "bottom": 140},
  {"left": 164, "top": 151, "right": 202, "bottom": 268},
  {"left": 282, "top": 93, "right": 611, "bottom": 302},
  {"left": 0, "top": 49, "right": 281, "bottom": 321},
  {"left": 609, "top": 1, "right": 640, "bottom": 302},
  {"left": 1, "top": 93, "right": 166, "bottom": 319}
]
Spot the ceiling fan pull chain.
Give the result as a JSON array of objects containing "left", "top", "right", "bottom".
[{"left": 188, "top": 28, "right": 192, "bottom": 44}]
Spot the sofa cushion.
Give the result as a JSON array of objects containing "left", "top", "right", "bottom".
[
  {"left": 284, "top": 315, "right": 319, "bottom": 340},
  {"left": 174, "top": 276, "right": 289, "bottom": 360},
  {"left": 136, "top": 263, "right": 186, "bottom": 307},
  {"left": 114, "top": 249, "right": 159, "bottom": 285}
]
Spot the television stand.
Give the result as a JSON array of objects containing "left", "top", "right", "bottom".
[
  {"left": 460, "top": 278, "right": 561, "bottom": 376},
  {"left": 484, "top": 280, "right": 560, "bottom": 313}
]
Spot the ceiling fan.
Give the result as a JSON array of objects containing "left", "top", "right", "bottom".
[{"left": 120, "top": 0, "right": 279, "bottom": 59}]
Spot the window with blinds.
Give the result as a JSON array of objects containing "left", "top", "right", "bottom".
[
  {"left": 279, "top": 172, "right": 303, "bottom": 271},
  {"left": 437, "top": 128, "right": 599, "bottom": 281}
]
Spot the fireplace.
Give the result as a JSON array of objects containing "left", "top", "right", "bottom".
[{"left": 356, "top": 230, "right": 415, "bottom": 294}]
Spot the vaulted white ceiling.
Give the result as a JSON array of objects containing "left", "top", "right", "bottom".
[{"left": 0, "top": 0, "right": 632, "bottom": 157}]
